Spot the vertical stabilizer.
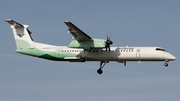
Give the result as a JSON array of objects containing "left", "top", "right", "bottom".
[{"left": 5, "top": 19, "right": 34, "bottom": 50}]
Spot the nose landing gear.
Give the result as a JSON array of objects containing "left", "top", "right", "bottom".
[
  {"left": 164, "top": 62, "right": 168, "bottom": 67},
  {"left": 164, "top": 60, "right": 169, "bottom": 67}
]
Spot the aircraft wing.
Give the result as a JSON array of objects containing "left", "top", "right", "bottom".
[{"left": 64, "top": 21, "right": 92, "bottom": 42}]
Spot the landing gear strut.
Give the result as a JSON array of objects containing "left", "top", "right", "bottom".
[
  {"left": 80, "top": 51, "right": 88, "bottom": 62},
  {"left": 80, "top": 57, "right": 85, "bottom": 62},
  {"left": 97, "top": 61, "right": 108, "bottom": 74}
]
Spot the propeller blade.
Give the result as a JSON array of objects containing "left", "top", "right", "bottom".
[
  {"left": 108, "top": 34, "right": 111, "bottom": 40},
  {"left": 105, "top": 45, "right": 108, "bottom": 51},
  {"left": 108, "top": 46, "right": 111, "bottom": 52},
  {"left": 107, "top": 34, "right": 108, "bottom": 40}
]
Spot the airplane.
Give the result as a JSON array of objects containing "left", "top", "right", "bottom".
[{"left": 5, "top": 19, "right": 176, "bottom": 74}]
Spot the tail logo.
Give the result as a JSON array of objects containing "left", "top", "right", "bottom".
[{"left": 17, "top": 33, "right": 24, "bottom": 37}]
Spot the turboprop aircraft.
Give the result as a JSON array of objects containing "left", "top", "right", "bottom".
[{"left": 5, "top": 19, "right": 176, "bottom": 74}]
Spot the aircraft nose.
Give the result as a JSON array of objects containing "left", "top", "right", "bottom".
[
  {"left": 171, "top": 55, "right": 176, "bottom": 60},
  {"left": 167, "top": 54, "right": 176, "bottom": 61}
]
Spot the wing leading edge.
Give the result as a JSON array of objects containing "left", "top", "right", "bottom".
[{"left": 64, "top": 21, "right": 92, "bottom": 42}]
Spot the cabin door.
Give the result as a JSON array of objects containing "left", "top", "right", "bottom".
[
  {"left": 136, "top": 49, "right": 141, "bottom": 58},
  {"left": 56, "top": 49, "right": 62, "bottom": 58}
]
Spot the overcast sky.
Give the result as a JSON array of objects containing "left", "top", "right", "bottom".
[{"left": 0, "top": 0, "right": 180, "bottom": 101}]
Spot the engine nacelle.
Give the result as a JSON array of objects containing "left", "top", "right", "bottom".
[{"left": 67, "top": 38, "right": 106, "bottom": 50}]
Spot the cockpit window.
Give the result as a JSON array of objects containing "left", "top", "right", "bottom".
[{"left": 156, "top": 48, "right": 166, "bottom": 51}]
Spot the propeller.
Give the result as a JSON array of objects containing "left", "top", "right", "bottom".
[{"left": 105, "top": 34, "right": 113, "bottom": 52}]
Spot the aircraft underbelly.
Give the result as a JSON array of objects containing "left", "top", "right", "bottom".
[{"left": 86, "top": 53, "right": 118, "bottom": 61}]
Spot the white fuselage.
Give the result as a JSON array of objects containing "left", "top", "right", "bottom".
[
  {"left": 60, "top": 47, "right": 175, "bottom": 62},
  {"left": 34, "top": 42, "right": 175, "bottom": 62}
]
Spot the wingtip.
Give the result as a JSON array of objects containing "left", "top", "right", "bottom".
[
  {"left": 64, "top": 21, "right": 72, "bottom": 23},
  {"left": 5, "top": 19, "right": 12, "bottom": 22}
]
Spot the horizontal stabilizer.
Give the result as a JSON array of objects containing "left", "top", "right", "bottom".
[
  {"left": 5, "top": 19, "right": 24, "bottom": 28},
  {"left": 5, "top": 19, "right": 32, "bottom": 34}
]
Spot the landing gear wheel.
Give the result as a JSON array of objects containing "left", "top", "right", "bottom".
[
  {"left": 97, "top": 69, "right": 103, "bottom": 74},
  {"left": 164, "top": 62, "right": 168, "bottom": 67},
  {"left": 80, "top": 57, "right": 85, "bottom": 62}
]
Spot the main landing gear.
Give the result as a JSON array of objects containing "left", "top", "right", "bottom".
[
  {"left": 80, "top": 51, "right": 88, "bottom": 62},
  {"left": 97, "top": 61, "right": 109, "bottom": 74}
]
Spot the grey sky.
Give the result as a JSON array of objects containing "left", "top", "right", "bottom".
[{"left": 0, "top": 0, "right": 180, "bottom": 101}]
